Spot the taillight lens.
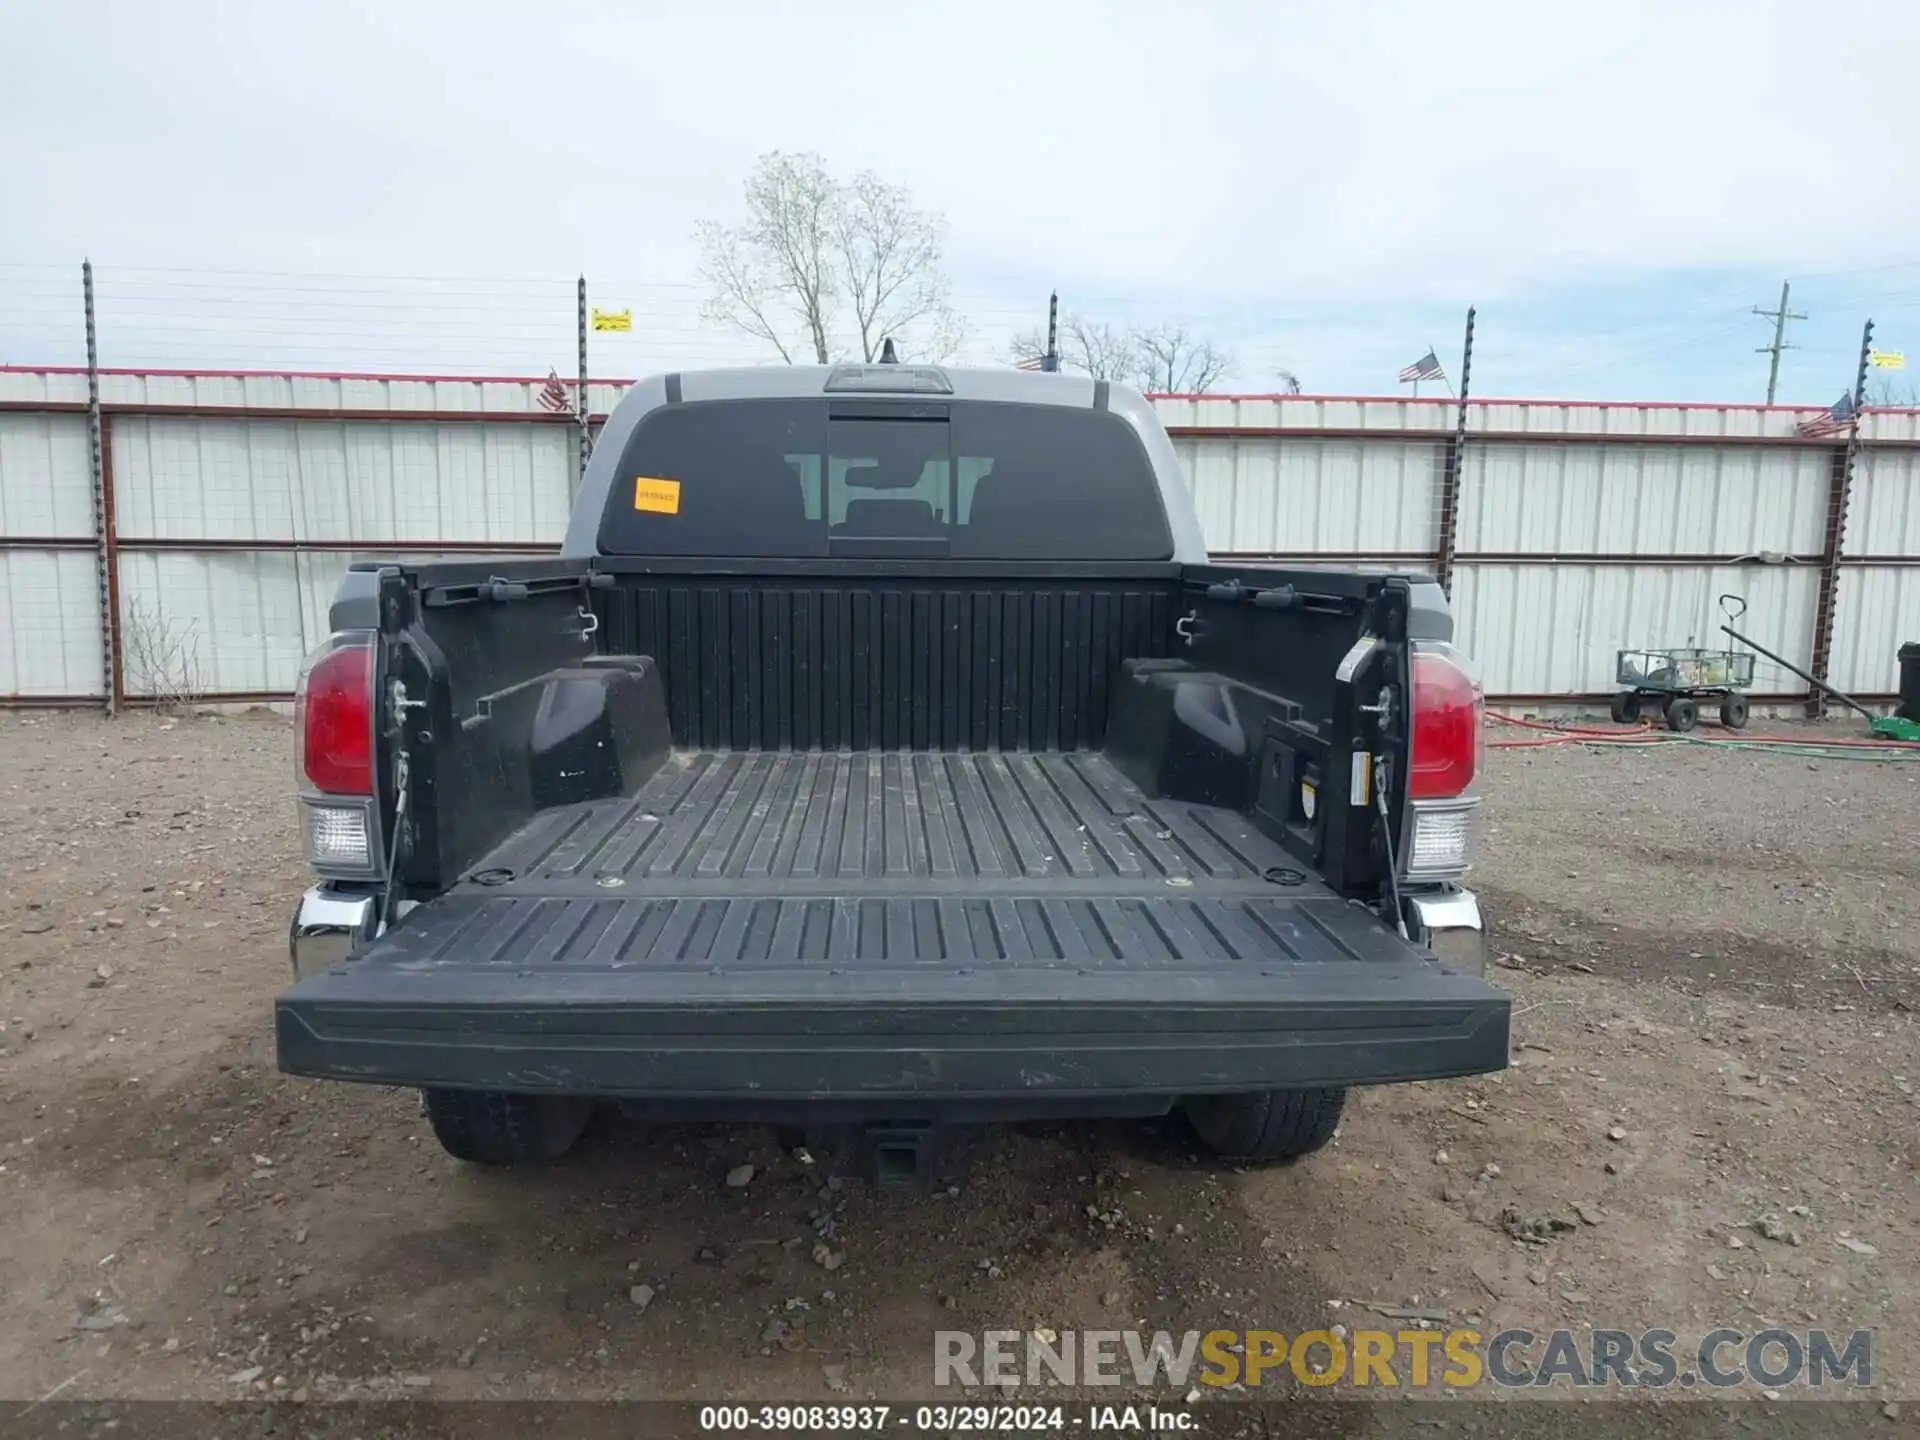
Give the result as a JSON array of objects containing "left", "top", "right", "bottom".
[
  {"left": 295, "top": 633, "right": 374, "bottom": 796},
  {"left": 1410, "top": 644, "right": 1481, "bottom": 801}
]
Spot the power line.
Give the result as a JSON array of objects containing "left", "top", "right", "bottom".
[{"left": 1752, "top": 281, "right": 1806, "bottom": 404}]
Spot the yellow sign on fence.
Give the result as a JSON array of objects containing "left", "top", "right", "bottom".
[
  {"left": 1869, "top": 349, "right": 1905, "bottom": 370},
  {"left": 592, "top": 308, "right": 632, "bottom": 333}
]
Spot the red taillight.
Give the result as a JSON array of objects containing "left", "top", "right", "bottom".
[
  {"left": 1410, "top": 646, "right": 1481, "bottom": 800},
  {"left": 296, "top": 639, "right": 374, "bottom": 795}
]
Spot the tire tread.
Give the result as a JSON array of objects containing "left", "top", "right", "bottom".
[
  {"left": 424, "top": 1089, "right": 589, "bottom": 1166},
  {"left": 1183, "top": 1087, "right": 1347, "bottom": 1162}
]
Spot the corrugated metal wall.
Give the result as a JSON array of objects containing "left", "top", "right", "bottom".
[
  {"left": 1830, "top": 444, "right": 1920, "bottom": 693},
  {"left": 1154, "top": 393, "right": 1916, "bottom": 701},
  {"left": 0, "top": 366, "right": 595, "bottom": 703},
  {"left": 4, "top": 369, "right": 1918, "bottom": 706},
  {"left": 1175, "top": 436, "right": 1442, "bottom": 559},
  {"left": 1450, "top": 440, "right": 1828, "bottom": 696},
  {"left": 111, "top": 418, "right": 573, "bottom": 546},
  {"left": 109, "top": 417, "right": 574, "bottom": 699},
  {"left": 0, "top": 411, "right": 101, "bottom": 697},
  {"left": 1455, "top": 562, "right": 1820, "bottom": 697},
  {"left": 1456, "top": 443, "right": 1829, "bottom": 558},
  {"left": 100, "top": 415, "right": 573, "bottom": 696}
]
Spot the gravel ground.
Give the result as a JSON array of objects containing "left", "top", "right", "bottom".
[{"left": 0, "top": 711, "right": 1915, "bottom": 1421}]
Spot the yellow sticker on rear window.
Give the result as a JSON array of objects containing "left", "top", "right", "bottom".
[{"left": 633, "top": 477, "right": 681, "bottom": 515}]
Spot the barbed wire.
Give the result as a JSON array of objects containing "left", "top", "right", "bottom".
[{"left": 0, "top": 260, "right": 1912, "bottom": 399}]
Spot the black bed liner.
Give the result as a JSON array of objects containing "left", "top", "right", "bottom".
[
  {"left": 466, "top": 749, "right": 1289, "bottom": 892},
  {"left": 277, "top": 751, "right": 1509, "bottom": 1101}
]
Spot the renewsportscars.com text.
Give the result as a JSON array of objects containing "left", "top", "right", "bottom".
[{"left": 934, "top": 1327, "right": 1873, "bottom": 1390}]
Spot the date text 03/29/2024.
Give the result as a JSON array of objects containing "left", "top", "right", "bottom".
[{"left": 697, "top": 1405, "right": 1187, "bottom": 1432}]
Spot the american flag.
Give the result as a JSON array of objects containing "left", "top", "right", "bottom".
[
  {"left": 536, "top": 369, "right": 575, "bottom": 416},
  {"left": 1398, "top": 350, "right": 1444, "bottom": 384},
  {"left": 1014, "top": 355, "right": 1045, "bottom": 372},
  {"left": 1797, "top": 392, "right": 1857, "bottom": 439}
]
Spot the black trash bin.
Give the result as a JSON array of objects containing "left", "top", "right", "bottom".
[{"left": 1901, "top": 642, "right": 1920, "bottom": 722}]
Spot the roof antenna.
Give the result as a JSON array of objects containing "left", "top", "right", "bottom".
[{"left": 878, "top": 337, "right": 899, "bottom": 364}]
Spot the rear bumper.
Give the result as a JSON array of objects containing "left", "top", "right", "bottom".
[
  {"left": 1406, "top": 887, "right": 1487, "bottom": 978},
  {"left": 276, "top": 1001, "right": 1510, "bottom": 1102},
  {"left": 289, "top": 885, "right": 378, "bottom": 980}
]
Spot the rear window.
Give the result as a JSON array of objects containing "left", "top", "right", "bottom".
[{"left": 596, "top": 398, "right": 1173, "bottom": 560}]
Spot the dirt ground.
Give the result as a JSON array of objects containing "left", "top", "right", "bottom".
[{"left": 0, "top": 711, "right": 1915, "bottom": 1417}]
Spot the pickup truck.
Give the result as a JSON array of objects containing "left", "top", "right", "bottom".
[{"left": 280, "top": 363, "right": 1507, "bottom": 1185}]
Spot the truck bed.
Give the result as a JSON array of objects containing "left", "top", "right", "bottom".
[
  {"left": 277, "top": 751, "right": 1509, "bottom": 1103},
  {"left": 462, "top": 747, "right": 1326, "bottom": 910}
]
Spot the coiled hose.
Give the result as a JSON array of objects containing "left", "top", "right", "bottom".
[{"left": 1488, "top": 710, "right": 1920, "bottom": 762}]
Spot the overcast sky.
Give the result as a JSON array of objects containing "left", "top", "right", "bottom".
[{"left": 4, "top": 0, "right": 1919, "bottom": 402}]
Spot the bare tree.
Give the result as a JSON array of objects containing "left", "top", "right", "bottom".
[
  {"left": 1274, "top": 369, "right": 1304, "bottom": 395},
  {"left": 1009, "top": 313, "right": 1236, "bottom": 392},
  {"left": 1132, "top": 324, "right": 1230, "bottom": 394},
  {"left": 833, "top": 170, "right": 961, "bottom": 364},
  {"left": 1867, "top": 375, "right": 1920, "bottom": 407},
  {"left": 696, "top": 152, "right": 835, "bottom": 363},
  {"left": 1036, "top": 317, "right": 1147, "bottom": 380},
  {"left": 697, "top": 152, "right": 965, "bottom": 364},
  {"left": 1007, "top": 329, "right": 1048, "bottom": 369},
  {"left": 1009, "top": 316, "right": 1136, "bottom": 380},
  {"left": 894, "top": 308, "right": 970, "bottom": 365}
]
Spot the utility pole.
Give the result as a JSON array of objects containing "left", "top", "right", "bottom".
[{"left": 1753, "top": 281, "right": 1806, "bottom": 404}]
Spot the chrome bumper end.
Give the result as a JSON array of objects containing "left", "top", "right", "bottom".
[
  {"left": 1406, "top": 888, "right": 1487, "bottom": 978},
  {"left": 289, "top": 886, "right": 377, "bottom": 981}
]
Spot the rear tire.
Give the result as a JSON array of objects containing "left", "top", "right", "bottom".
[
  {"left": 1609, "top": 692, "right": 1642, "bottom": 725},
  {"left": 1719, "top": 693, "right": 1750, "bottom": 729},
  {"left": 1182, "top": 1087, "right": 1347, "bottom": 1163},
  {"left": 1665, "top": 697, "right": 1699, "bottom": 733},
  {"left": 424, "top": 1089, "right": 592, "bottom": 1166}
]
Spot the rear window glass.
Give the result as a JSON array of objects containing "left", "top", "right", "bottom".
[{"left": 597, "top": 398, "right": 1172, "bottom": 559}]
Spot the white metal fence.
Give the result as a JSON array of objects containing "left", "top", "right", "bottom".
[{"left": 4, "top": 366, "right": 1918, "bottom": 706}]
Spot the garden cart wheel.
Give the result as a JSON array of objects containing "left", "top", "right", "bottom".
[
  {"left": 1665, "top": 697, "right": 1699, "bottom": 733},
  {"left": 1609, "top": 692, "right": 1641, "bottom": 725},
  {"left": 1719, "top": 693, "right": 1750, "bottom": 729}
]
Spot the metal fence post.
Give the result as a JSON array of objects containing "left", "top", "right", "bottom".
[
  {"left": 82, "top": 260, "right": 121, "bottom": 715},
  {"left": 1807, "top": 318, "right": 1874, "bottom": 717},
  {"left": 1435, "top": 306, "right": 1475, "bottom": 595},
  {"left": 577, "top": 275, "right": 592, "bottom": 491}
]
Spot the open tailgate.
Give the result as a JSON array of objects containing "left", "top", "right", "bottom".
[{"left": 279, "top": 752, "right": 1508, "bottom": 1102}]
